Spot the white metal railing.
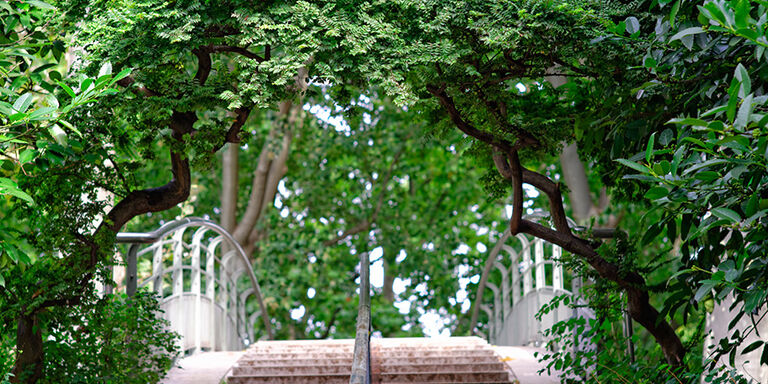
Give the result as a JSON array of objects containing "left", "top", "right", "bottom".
[
  {"left": 116, "top": 217, "right": 272, "bottom": 355},
  {"left": 474, "top": 212, "right": 576, "bottom": 346}
]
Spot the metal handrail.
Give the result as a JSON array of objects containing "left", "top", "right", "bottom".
[
  {"left": 350, "top": 251, "right": 371, "bottom": 384},
  {"left": 116, "top": 217, "right": 273, "bottom": 343}
]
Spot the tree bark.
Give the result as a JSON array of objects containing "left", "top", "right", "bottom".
[
  {"left": 221, "top": 143, "right": 239, "bottom": 233},
  {"left": 382, "top": 259, "right": 395, "bottom": 303},
  {"left": 559, "top": 143, "right": 595, "bottom": 223},
  {"left": 11, "top": 314, "right": 43, "bottom": 384},
  {"left": 427, "top": 83, "right": 686, "bottom": 366}
]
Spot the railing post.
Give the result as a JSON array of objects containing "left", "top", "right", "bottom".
[
  {"left": 534, "top": 238, "right": 545, "bottom": 291},
  {"left": 350, "top": 251, "right": 371, "bottom": 384},
  {"left": 126, "top": 243, "right": 139, "bottom": 297}
]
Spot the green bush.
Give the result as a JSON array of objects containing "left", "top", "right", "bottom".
[{"left": 39, "top": 290, "right": 179, "bottom": 384}]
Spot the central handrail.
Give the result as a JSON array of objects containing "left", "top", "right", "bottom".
[
  {"left": 350, "top": 251, "right": 371, "bottom": 384},
  {"left": 116, "top": 217, "right": 273, "bottom": 341}
]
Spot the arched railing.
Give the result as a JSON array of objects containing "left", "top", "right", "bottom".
[
  {"left": 471, "top": 212, "right": 578, "bottom": 346},
  {"left": 116, "top": 217, "right": 272, "bottom": 355}
]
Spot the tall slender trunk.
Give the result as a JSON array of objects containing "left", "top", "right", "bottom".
[
  {"left": 382, "top": 261, "right": 395, "bottom": 303},
  {"left": 221, "top": 143, "right": 239, "bottom": 233},
  {"left": 559, "top": 143, "right": 595, "bottom": 223}
]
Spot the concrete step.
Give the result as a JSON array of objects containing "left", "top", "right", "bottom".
[
  {"left": 233, "top": 364, "right": 352, "bottom": 376},
  {"left": 235, "top": 354, "right": 500, "bottom": 367},
  {"left": 376, "top": 371, "right": 512, "bottom": 382},
  {"left": 374, "top": 362, "right": 507, "bottom": 374},
  {"left": 227, "top": 337, "right": 517, "bottom": 384},
  {"left": 238, "top": 350, "right": 497, "bottom": 362},
  {"left": 234, "top": 362, "right": 507, "bottom": 376},
  {"left": 236, "top": 357, "right": 354, "bottom": 366},
  {"left": 228, "top": 373, "right": 350, "bottom": 384}
]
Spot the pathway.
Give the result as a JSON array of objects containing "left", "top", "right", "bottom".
[{"left": 162, "top": 339, "right": 558, "bottom": 384}]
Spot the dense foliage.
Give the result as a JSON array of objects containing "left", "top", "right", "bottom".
[{"left": 1, "top": 0, "right": 767, "bottom": 382}]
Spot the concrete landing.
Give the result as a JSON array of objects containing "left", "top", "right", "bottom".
[
  {"left": 493, "top": 346, "right": 558, "bottom": 384},
  {"left": 161, "top": 351, "right": 244, "bottom": 384}
]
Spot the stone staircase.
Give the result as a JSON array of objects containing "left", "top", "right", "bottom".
[{"left": 227, "top": 336, "right": 517, "bottom": 383}]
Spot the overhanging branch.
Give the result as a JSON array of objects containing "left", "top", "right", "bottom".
[{"left": 211, "top": 45, "right": 265, "bottom": 62}]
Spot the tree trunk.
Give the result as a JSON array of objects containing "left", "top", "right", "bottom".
[
  {"left": 382, "top": 262, "right": 395, "bottom": 303},
  {"left": 559, "top": 143, "right": 595, "bottom": 222},
  {"left": 221, "top": 143, "right": 239, "bottom": 233},
  {"left": 11, "top": 313, "right": 43, "bottom": 384}
]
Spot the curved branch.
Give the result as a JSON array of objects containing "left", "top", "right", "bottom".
[
  {"left": 116, "top": 75, "right": 158, "bottom": 97},
  {"left": 211, "top": 45, "right": 265, "bottom": 62},
  {"left": 426, "top": 85, "right": 529, "bottom": 152},
  {"left": 222, "top": 107, "right": 251, "bottom": 146},
  {"left": 105, "top": 111, "right": 196, "bottom": 233},
  {"left": 192, "top": 47, "right": 212, "bottom": 85},
  {"left": 521, "top": 168, "right": 570, "bottom": 235},
  {"left": 519, "top": 219, "right": 684, "bottom": 365},
  {"left": 493, "top": 150, "right": 523, "bottom": 235}
]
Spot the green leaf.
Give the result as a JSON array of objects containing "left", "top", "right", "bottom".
[
  {"left": 671, "top": 146, "right": 685, "bottom": 174},
  {"left": 19, "top": 149, "right": 38, "bottom": 164},
  {"left": 659, "top": 129, "right": 674, "bottom": 146},
  {"left": 711, "top": 207, "right": 741, "bottom": 223},
  {"left": 733, "top": 0, "right": 750, "bottom": 29},
  {"left": 669, "top": 27, "right": 705, "bottom": 42},
  {"left": 641, "top": 223, "right": 663, "bottom": 245},
  {"left": 745, "top": 289, "right": 766, "bottom": 313},
  {"left": 746, "top": 194, "right": 759, "bottom": 217},
  {"left": 646, "top": 132, "right": 656, "bottom": 163},
  {"left": 98, "top": 62, "right": 113, "bottom": 77},
  {"left": 25, "top": 0, "right": 56, "bottom": 10},
  {"left": 57, "top": 120, "right": 82, "bottom": 137},
  {"left": 111, "top": 68, "right": 133, "bottom": 85},
  {"left": 694, "top": 282, "right": 715, "bottom": 302},
  {"left": 12, "top": 93, "right": 34, "bottom": 113},
  {"left": 58, "top": 82, "right": 76, "bottom": 98},
  {"left": 735, "top": 64, "right": 751, "bottom": 98},
  {"left": 625, "top": 17, "right": 640, "bottom": 34},
  {"left": 743, "top": 341, "right": 764, "bottom": 355},
  {"left": 762, "top": 344, "right": 768, "bottom": 366},
  {"left": 28, "top": 106, "right": 56, "bottom": 121},
  {"left": 670, "top": 0, "right": 681, "bottom": 27},
  {"left": 682, "top": 159, "right": 728, "bottom": 175},
  {"left": 644, "top": 186, "right": 668, "bottom": 200},
  {"left": 668, "top": 117, "right": 708, "bottom": 127},
  {"left": 0, "top": 177, "right": 33, "bottom": 204},
  {"left": 694, "top": 171, "right": 720, "bottom": 181},
  {"left": 735, "top": 94, "right": 753, "bottom": 130},
  {"left": 615, "top": 159, "right": 650, "bottom": 174}
]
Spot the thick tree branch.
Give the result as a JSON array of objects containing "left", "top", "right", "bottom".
[
  {"left": 493, "top": 150, "right": 523, "bottom": 235},
  {"left": 210, "top": 45, "right": 265, "bottom": 62},
  {"left": 105, "top": 111, "right": 195, "bottom": 232},
  {"left": 520, "top": 168, "right": 571, "bottom": 235},
  {"left": 223, "top": 108, "right": 251, "bottom": 146},
  {"left": 519, "top": 219, "right": 684, "bottom": 365},
  {"left": 192, "top": 47, "right": 212, "bottom": 85},
  {"left": 426, "top": 84, "right": 537, "bottom": 152},
  {"left": 116, "top": 75, "right": 157, "bottom": 97}
]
